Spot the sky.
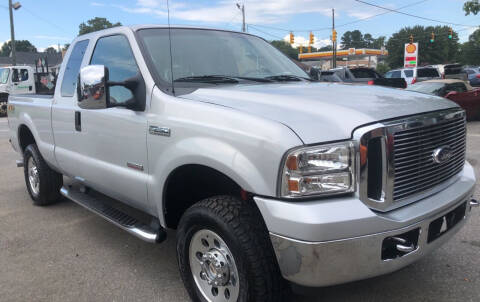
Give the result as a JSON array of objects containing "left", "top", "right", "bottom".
[{"left": 0, "top": 0, "right": 478, "bottom": 52}]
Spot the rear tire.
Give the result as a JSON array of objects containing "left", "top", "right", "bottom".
[
  {"left": 23, "top": 144, "right": 63, "bottom": 206},
  {"left": 176, "top": 195, "right": 289, "bottom": 302}
]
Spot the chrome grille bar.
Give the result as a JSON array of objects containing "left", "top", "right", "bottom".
[{"left": 355, "top": 109, "right": 466, "bottom": 212}]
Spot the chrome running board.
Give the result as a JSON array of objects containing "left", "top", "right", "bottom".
[{"left": 60, "top": 185, "right": 166, "bottom": 243}]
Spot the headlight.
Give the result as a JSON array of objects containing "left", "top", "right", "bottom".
[{"left": 279, "top": 142, "right": 355, "bottom": 198}]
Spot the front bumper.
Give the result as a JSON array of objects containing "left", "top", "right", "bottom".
[{"left": 254, "top": 163, "right": 476, "bottom": 287}]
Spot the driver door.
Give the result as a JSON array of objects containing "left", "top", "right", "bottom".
[{"left": 74, "top": 34, "right": 150, "bottom": 211}]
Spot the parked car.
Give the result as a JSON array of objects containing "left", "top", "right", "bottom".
[
  {"left": 7, "top": 26, "right": 478, "bottom": 301},
  {"left": 385, "top": 67, "right": 441, "bottom": 86},
  {"left": 463, "top": 67, "right": 480, "bottom": 87},
  {"left": 407, "top": 79, "right": 480, "bottom": 120},
  {"left": 329, "top": 67, "right": 407, "bottom": 88}
]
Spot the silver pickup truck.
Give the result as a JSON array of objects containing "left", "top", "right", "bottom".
[{"left": 7, "top": 26, "right": 478, "bottom": 301}]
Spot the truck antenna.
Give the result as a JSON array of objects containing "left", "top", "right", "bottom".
[{"left": 167, "top": 0, "right": 175, "bottom": 95}]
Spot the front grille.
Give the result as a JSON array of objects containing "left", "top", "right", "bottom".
[{"left": 392, "top": 115, "right": 466, "bottom": 201}]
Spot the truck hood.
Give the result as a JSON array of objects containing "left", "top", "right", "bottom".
[{"left": 180, "top": 82, "right": 458, "bottom": 144}]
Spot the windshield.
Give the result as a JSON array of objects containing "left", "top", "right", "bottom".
[
  {"left": 137, "top": 28, "right": 309, "bottom": 87},
  {"left": 0, "top": 68, "right": 9, "bottom": 84},
  {"left": 406, "top": 82, "right": 445, "bottom": 95}
]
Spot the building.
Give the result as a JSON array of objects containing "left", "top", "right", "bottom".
[{"left": 298, "top": 48, "right": 388, "bottom": 70}]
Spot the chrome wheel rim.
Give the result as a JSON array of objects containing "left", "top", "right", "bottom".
[
  {"left": 27, "top": 157, "right": 40, "bottom": 196},
  {"left": 189, "top": 229, "right": 240, "bottom": 302}
]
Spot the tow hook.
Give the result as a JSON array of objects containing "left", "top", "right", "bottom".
[
  {"left": 391, "top": 237, "right": 416, "bottom": 253},
  {"left": 470, "top": 199, "right": 479, "bottom": 208}
]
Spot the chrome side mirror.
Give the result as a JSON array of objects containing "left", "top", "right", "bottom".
[{"left": 77, "top": 65, "right": 108, "bottom": 109}]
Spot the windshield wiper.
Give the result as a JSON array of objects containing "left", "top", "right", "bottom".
[
  {"left": 265, "top": 75, "right": 312, "bottom": 82},
  {"left": 174, "top": 75, "right": 275, "bottom": 84},
  {"left": 174, "top": 75, "right": 240, "bottom": 84}
]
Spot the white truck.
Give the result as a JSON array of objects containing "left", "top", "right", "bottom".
[
  {"left": 0, "top": 65, "right": 56, "bottom": 116},
  {"left": 7, "top": 26, "right": 478, "bottom": 301}
]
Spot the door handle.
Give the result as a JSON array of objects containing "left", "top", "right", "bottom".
[{"left": 75, "top": 111, "right": 81, "bottom": 132}]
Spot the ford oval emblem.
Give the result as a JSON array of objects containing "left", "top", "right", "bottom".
[{"left": 432, "top": 146, "right": 453, "bottom": 164}]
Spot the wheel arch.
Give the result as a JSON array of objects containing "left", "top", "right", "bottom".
[{"left": 162, "top": 164, "right": 248, "bottom": 229}]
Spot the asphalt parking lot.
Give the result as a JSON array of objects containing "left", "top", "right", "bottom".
[{"left": 0, "top": 117, "right": 479, "bottom": 302}]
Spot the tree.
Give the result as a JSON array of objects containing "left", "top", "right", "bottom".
[
  {"left": 340, "top": 30, "right": 385, "bottom": 49},
  {"left": 44, "top": 47, "right": 58, "bottom": 54},
  {"left": 62, "top": 43, "right": 70, "bottom": 52},
  {"left": 376, "top": 62, "right": 390, "bottom": 75},
  {"left": 318, "top": 45, "right": 333, "bottom": 51},
  {"left": 79, "top": 17, "right": 122, "bottom": 35},
  {"left": 341, "top": 30, "right": 365, "bottom": 49},
  {"left": 0, "top": 40, "right": 37, "bottom": 56},
  {"left": 464, "top": 0, "right": 480, "bottom": 15},
  {"left": 460, "top": 29, "right": 480, "bottom": 65},
  {"left": 386, "top": 26, "right": 460, "bottom": 68},
  {"left": 270, "top": 40, "right": 299, "bottom": 59}
]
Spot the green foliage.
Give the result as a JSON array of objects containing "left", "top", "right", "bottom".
[
  {"left": 464, "top": 0, "right": 480, "bottom": 15},
  {"left": 44, "top": 47, "right": 58, "bottom": 54},
  {"left": 376, "top": 62, "right": 390, "bottom": 75},
  {"left": 340, "top": 30, "right": 385, "bottom": 49},
  {"left": 79, "top": 17, "right": 122, "bottom": 36},
  {"left": 386, "top": 26, "right": 460, "bottom": 68},
  {"left": 0, "top": 40, "right": 37, "bottom": 56},
  {"left": 460, "top": 29, "right": 480, "bottom": 65},
  {"left": 318, "top": 45, "right": 333, "bottom": 51},
  {"left": 270, "top": 40, "right": 299, "bottom": 59}
]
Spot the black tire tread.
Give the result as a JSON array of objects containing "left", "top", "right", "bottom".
[
  {"left": 177, "top": 195, "right": 289, "bottom": 302},
  {"left": 23, "top": 144, "right": 62, "bottom": 206}
]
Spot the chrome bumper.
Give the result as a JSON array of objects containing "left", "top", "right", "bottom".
[{"left": 255, "top": 163, "right": 476, "bottom": 287}]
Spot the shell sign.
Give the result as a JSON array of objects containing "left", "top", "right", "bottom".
[{"left": 404, "top": 43, "right": 418, "bottom": 68}]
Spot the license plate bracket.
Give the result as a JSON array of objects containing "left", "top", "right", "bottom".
[{"left": 427, "top": 202, "right": 467, "bottom": 243}]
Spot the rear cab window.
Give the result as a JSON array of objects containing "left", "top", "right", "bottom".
[
  {"left": 350, "top": 68, "right": 378, "bottom": 79},
  {"left": 404, "top": 70, "right": 414, "bottom": 77},
  {"left": 61, "top": 39, "right": 89, "bottom": 97},
  {"left": 417, "top": 68, "right": 439, "bottom": 78}
]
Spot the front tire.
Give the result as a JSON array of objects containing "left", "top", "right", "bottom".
[
  {"left": 23, "top": 144, "right": 63, "bottom": 206},
  {"left": 176, "top": 196, "right": 288, "bottom": 302}
]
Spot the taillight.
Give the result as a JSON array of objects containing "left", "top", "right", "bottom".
[
  {"left": 476, "top": 74, "right": 480, "bottom": 79},
  {"left": 367, "top": 80, "right": 374, "bottom": 85},
  {"left": 411, "top": 77, "right": 417, "bottom": 84}
]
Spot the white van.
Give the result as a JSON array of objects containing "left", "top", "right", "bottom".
[{"left": 385, "top": 67, "right": 441, "bottom": 86}]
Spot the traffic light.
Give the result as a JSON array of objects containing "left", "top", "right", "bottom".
[
  {"left": 299, "top": 46, "right": 303, "bottom": 54},
  {"left": 308, "top": 46, "right": 312, "bottom": 53},
  {"left": 309, "top": 32, "right": 314, "bottom": 45},
  {"left": 332, "top": 29, "right": 337, "bottom": 42},
  {"left": 409, "top": 34, "right": 414, "bottom": 44},
  {"left": 289, "top": 32, "right": 294, "bottom": 44},
  {"left": 430, "top": 32, "right": 435, "bottom": 43},
  {"left": 448, "top": 28, "right": 453, "bottom": 39}
]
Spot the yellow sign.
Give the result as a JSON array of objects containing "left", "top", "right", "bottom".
[{"left": 406, "top": 44, "right": 416, "bottom": 54}]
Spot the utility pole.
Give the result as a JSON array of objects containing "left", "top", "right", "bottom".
[
  {"left": 332, "top": 8, "right": 336, "bottom": 68},
  {"left": 9, "top": 0, "right": 16, "bottom": 66},
  {"left": 236, "top": 3, "right": 246, "bottom": 32}
]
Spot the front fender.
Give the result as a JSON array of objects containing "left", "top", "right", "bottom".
[{"left": 149, "top": 136, "right": 272, "bottom": 226}]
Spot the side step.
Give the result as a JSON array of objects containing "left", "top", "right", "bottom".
[{"left": 60, "top": 185, "right": 166, "bottom": 243}]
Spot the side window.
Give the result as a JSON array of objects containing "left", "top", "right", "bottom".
[
  {"left": 404, "top": 70, "right": 413, "bottom": 78},
  {"left": 90, "top": 35, "right": 140, "bottom": 105},
  {"left": 391, "top": 71, "right": 401, "bottom": 78},
  {"left": 61, "top": 40, "right": 89, "bottom": 97},
  {"left": 12, "top": 69, "right": 19, "bottom": 82},
  {"left": 20, "top": 69, "right": 29, "bottom": 81}
]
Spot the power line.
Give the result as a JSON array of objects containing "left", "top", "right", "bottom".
[
  {"left": 336, "top": 0, "right": 429, "bottom": 28},
  {"left": 246, "top": 0, "right": 430, "bottom": 32},
  {"left": 355, "top": 0, "right": 479, "bottom": 28},
  {"left": 21, "top": 6, "right": 70, "bottom": 34},
  {"left": 248, "top": 24, "right": 286, "bottom": 40}
]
